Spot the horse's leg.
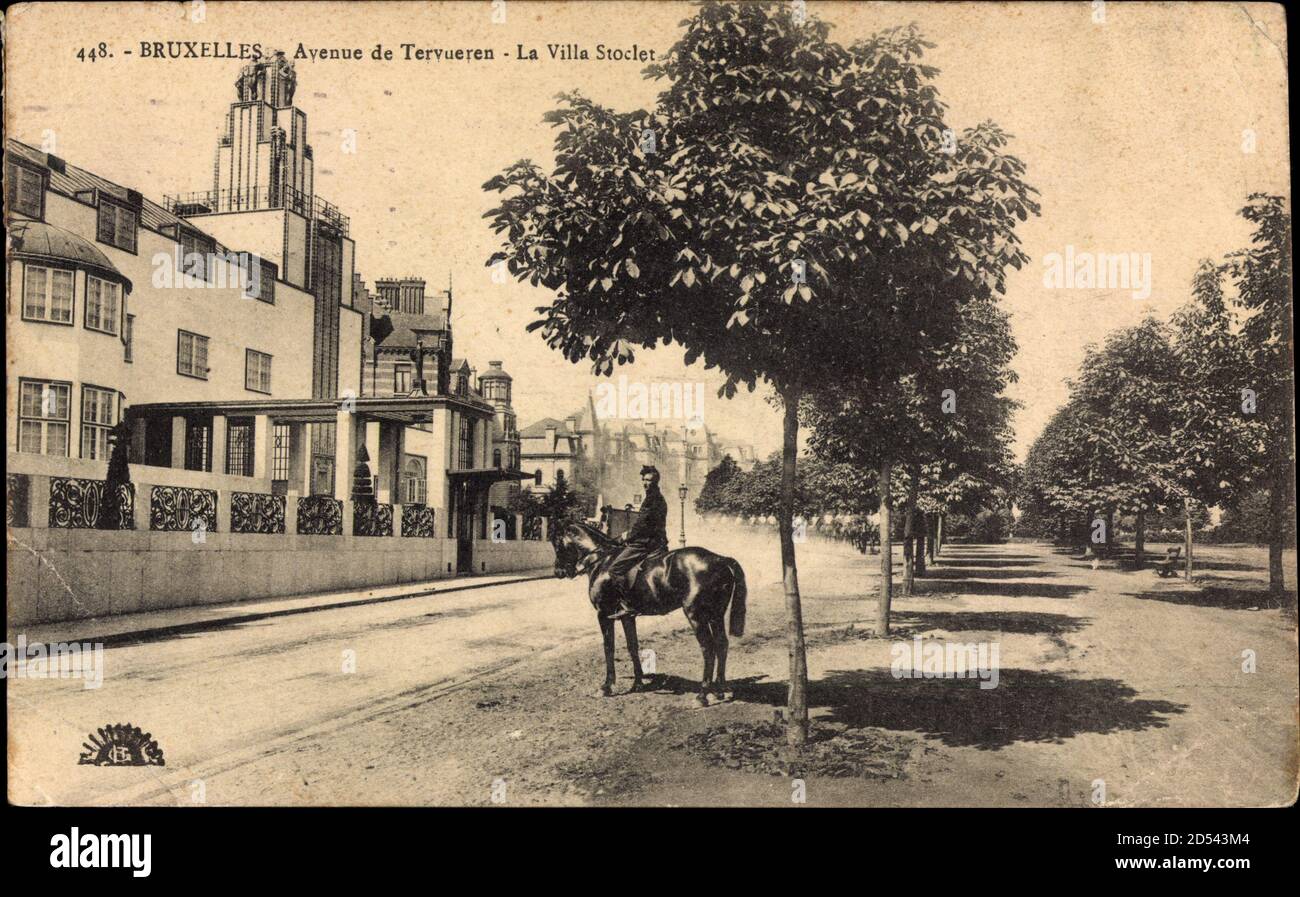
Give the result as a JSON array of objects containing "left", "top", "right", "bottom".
[
  {"left": 621, "top": 617, "right": 645, "bottom": 692},
  {"left": 690, "top": 617, "right": 715, "bottom": 707},
  {"left": 597, "top": 615, "right": 616, "bottom": 697},
  {"left": 711, "top": 612, "right": 731, "bottom": 702}
]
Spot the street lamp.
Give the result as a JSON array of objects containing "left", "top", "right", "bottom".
[{"left": 678, "top": 482, "right": 689, "bottom": 548}]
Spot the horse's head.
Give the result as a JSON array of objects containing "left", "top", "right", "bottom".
[{"left": 551, "top": 521, "right": 612, "bottom": 579}]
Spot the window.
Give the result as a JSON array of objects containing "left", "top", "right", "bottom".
[
  {"left": 185, "top": 420, "right": 212, "bottom": 472},
  {"left": 534, "top": 469, "right": 543, "bottom": 487},
  {"left": 96, "top": 198, "right": 138, "bottom": 253},
  {"left": 80, "top": 386, "right": 117, "bottom": 460},
  {"left": 6, "top": 158, "right": 45, "bottom": 218},
  {"left": 393, "top": 364, "right": 412, "bottom": 395},
  {"left": 458, "top": 416, "right": 474, "bottom": 469},
  {"left": 272, "top": 424, "right": 291, "bottom": 482},
  {"left": 178, "top": 330, "right": 209, "bottom": 379},
  {"left": 403, "top": 455, "right": 427, "bottom": 505},
  {"left": 245, "top": 349, "right": 273, "bottom": 394},
  {"left": 22, "top": 265, "right": 74, "bottom": 324},
  {"left": 226, "top": 418, "right": 254, "bottom": 477},
  {"left": 240, "top": 254, "right": 276, "bottom": 304},
  {"left": 493, "top": 448, "right": 502, "bottom": 469},
  {"left": 179, "top": 230, "right": 214, "bottom": 281},
  {"left": 18, "top": 380, "right": 70, "bottom": 456},
  {"left": 85, "top": 275, "right": 120, "bottom": 335},
  {"left": 124, "top": 314, "right": 135, "bottom": 362}
]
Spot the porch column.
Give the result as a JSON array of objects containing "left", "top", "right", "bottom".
[
  {"left": 130, "top": 417, "right": 148, "bottom": 466},
  {"left": 211, "top": 415, "right": 228, "bottom": 476},
  {"left": 377, "top": 422, "right": 404, "bottom": 505},
  {"left": 170, "top": 417, "right": 188, "bottom": 469},
  {"left": 253, "top": 414, "right": 275, "bottom": 485},
  {"left": 334, "top": 409, "right": 360, "bottom": 499}
]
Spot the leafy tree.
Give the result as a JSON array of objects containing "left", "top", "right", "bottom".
[
  {"left": 1224, "top": 195, "right": 1294, "bottom": 594},
  {"left": 484, "top": 3, "right": 1036, "bottom": 745},
  {"left": 695, "top": 454, "right": 741, "bottom": 514}
]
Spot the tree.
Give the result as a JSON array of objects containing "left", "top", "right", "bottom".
[
  {"left": 1224, "top": 195, "right": 1294, "bottom": 594},
  {"left": 484, "top": 3, "right": 1036, "bottom": 745},
  {"left": 695, "top": 454, "right": 741, "bottom": 514}
]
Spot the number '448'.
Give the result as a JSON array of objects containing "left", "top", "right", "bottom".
[{"left": 77, "top": 44, "right": 110, "bottom": 61}]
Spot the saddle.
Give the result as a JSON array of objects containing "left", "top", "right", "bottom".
[{"left": 617, "top": 548, "right": 669, "bottom": 590}]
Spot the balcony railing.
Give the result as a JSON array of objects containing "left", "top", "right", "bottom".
[{"left": 163, "top": 186, "right": 349, "bottom": 236}]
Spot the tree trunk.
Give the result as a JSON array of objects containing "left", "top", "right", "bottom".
[
  {"left": 916, "top": 511, "right": 928, "bottom": 577},
  {"left": 901, "top": 471, "right": 918, "bottom": 597},
  {"left": 1268, "top": 476, "right": 1287, "bottom": 594},
  {"left": 778, "top": 390, "right": 808, "bottom": 747},
  {"left": 878, "top": 462, "right": 893, "bottom": 635},
  {"left": 1184, "top": 499, "right": 1194, "bottom": 582},
  {"left": 935, "top": 512, "right": 944, "bottom": 557},
  {"left": 926, "top": 513, "right": 936, "bottom": 563},
  {"left": 1134, "top": 507, "right": 1145, "bottom": 570}
]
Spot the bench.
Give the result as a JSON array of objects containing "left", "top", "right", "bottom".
[{"left": 1153, "top": 546, "right": 1183, "bottom": 577}]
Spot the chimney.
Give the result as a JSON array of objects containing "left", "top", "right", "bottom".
[{"left": 546, "top": 424, "right": 557, "bottom": 451}]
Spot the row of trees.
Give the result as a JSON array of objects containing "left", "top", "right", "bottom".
[
  {"left": 484, "top": 3, "right": 1034, "bottom": 745},
  {"left": 1017, "top": 194, "right": 1294, "bottom": 591}
]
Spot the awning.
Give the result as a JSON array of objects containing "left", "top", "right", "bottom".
[
  {"left": 447, "top": 467, "right": 535, "bottom": 485},
  {"left": 126, "top": 394, "right": 493, "bottom": 425}
]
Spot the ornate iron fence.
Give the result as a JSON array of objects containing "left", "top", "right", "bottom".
[
  {"left": 401, "top": 504, "right": 436, "bottom": 538},
  {"left": 353, "top": 499, "right": 393, "bottom": 537},
  {"left": 297, "top": 495, "right": 343, "bottom": 535},
  {"left": 49, "top": 477, "right": 135, "bottom": 530},
  {"left": 7, "top": 474, "right": 31, "bottom": 527},
  {"left": 150, "top": 485, "right": 219, "bottom": 533},
  {"left": 231, "top": 492, "right": 286, "bottom": 534}
]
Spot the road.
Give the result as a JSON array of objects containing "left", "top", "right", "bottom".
[{"left": 6, "top": 527, "right": 1297, "bottom": 806}]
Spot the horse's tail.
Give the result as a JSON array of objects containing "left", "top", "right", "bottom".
[{"left": 726, "top": 558, "right": 747, "bottom": 637}]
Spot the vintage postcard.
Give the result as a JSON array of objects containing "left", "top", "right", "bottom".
[{"left": 3, "top": 0, "right": 1295, "bottom": 829}]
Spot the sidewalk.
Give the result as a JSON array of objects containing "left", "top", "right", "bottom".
[{"left": 8, "top": 568, "right": 555, "bottom": 647}]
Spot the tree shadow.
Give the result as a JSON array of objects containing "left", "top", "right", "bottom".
[
  {"left": 933, "top": 559, "right": 1044, "bottom": 569},
  {"left": 914, "top": 579, "right": 1089, "bottom": 600},
  {"left": 1134, "top": 584, "right": 1297, "bottom": 612},
  {"left": 890, "top": 610, "right": 1090, "bottom": 637},
  {"left": 733, "top": 669, "right": 1185, "bottom": 751},
  {"left": 925, "top": 568, "right": 1060, "bottom": 580}
]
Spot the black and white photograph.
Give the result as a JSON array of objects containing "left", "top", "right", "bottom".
[{"left": 2, "top": 0, "right": 1295, "bottom": 869}]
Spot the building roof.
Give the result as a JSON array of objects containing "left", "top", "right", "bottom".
[
  {"left": 479, "top": 360, "right": 511, "bottom": 381},
  {"left": 373, "top": 310, "right": 448, "bottom": 349},
  {"left": 519, "top": 417, "right": 572, "bottom": 438},
  {"left": 6, "top": 138, "right": 208, "bottom": 238},
  {"left": 7, "top": 218, "right": 133, "bottom": 292}
]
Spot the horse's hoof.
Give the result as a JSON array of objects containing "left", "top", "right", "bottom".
[
  {"left": 715, "top": 691, "right": 734, "bottom": 703},
  {"left": 694, "top": 693, "right": 710, "bottom": 708},
  {"left": 628, "top": 680, "right": 644, "bottom": 694},
  {"left": 597, "top": 684, "right": 613, "bottom": 698}
]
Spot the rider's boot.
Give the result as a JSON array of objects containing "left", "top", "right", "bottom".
[{"left": 606, "top": 584, "right": 636, "bottom": 620}]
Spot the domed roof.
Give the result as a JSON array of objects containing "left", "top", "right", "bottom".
[
  {"left": 479, "top": 360, "right": 512, "bottom": 381},
  {"left": 8, "top": 219, "right": 132, "bottom": 293}
]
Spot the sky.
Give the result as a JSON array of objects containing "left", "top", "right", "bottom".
[{"left": 6, "top": 1, "right": 1290, "bottom": 461}]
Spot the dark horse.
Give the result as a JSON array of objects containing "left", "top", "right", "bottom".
[{"left": 552, "top": 521, "right": 747, "bottom": 706}]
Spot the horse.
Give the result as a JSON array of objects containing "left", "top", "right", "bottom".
[{"left": 552, "top": 521, "right": 747, "bottom": 707}]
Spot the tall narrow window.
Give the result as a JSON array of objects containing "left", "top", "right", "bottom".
[
  {"left": 272, "top": 424, "right": 292, "bottom": 482},
  {"left": 178, "top": 330, "right": 209, "bottom": 379},
  {"left": 184, "top": 419, "right": 213, "bottom": 472},
  {"left": 393, "top": 364, "right": 412, "bottom": 395},
  {"left": 245, "top": 349, "right": 273, "bottom": 394},
  {"left": 124, "top": 314, "right": 135, "bottom": 362},
  {"left": 85, "top": 275, "right": 120, "bottom": 335},
  {"left": 22, "top": 266, "right": 74, "bottom": 324},
  {"left": 179, "top": 230, "right": 213, "bottom": 281},
  {"left": 458, "top": 416, "right": 474, "bottom": 469},
  {"left": 80, "top": 386, "right": 117, "bottom": 460},
  {"left": 5, "top": 158, "right": 45, "bottom": 218},
  {"left": 96, "top": 198, "right": 138, "bottom": 253},
  {"left": 403, "top": 455, "right": 427, "bottom": 505},
  {"left": 226, "top": 418, "right": 255, "bottom": 477},
  {"left": 18, "top": 380, "right": 70, "bottom": 456}
]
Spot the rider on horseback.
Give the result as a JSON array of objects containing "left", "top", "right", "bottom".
[{"left": 606, "top": 465, "right": 669, "bottom": 620}]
